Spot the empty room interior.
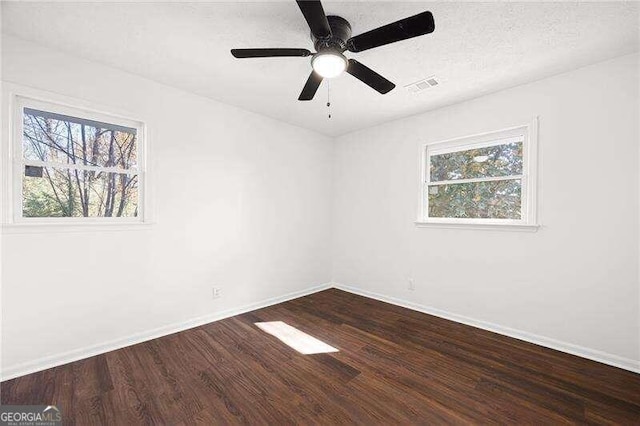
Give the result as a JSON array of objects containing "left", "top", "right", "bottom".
[{"left": 1, "top": 1, "right": 639, "bottom": 424}]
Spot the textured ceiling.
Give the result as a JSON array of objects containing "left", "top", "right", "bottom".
[{"left": 2, "top": 1, "right": 639, "bottom": 136}]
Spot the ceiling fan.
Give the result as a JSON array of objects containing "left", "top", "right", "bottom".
[{"left": 230, "top": 1, "right": 435, "bottom": 101}]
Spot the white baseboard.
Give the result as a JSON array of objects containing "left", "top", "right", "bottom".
[
  {"left": 4, "top": 281, "right": 638, "bottom": 380},
  {"left": 1, "top": 283, "right": 332, "bottom": 381},
  {"left": 332, "top": 282, "right": 640, "bottom": 374}
]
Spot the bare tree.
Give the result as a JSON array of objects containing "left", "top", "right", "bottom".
[{"left": 22, "top": 113, "right": 139, "bottom": 218}]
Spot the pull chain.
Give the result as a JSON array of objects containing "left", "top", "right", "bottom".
[{"left": 327, "top": 80, "right": 332, "bottom": 119}]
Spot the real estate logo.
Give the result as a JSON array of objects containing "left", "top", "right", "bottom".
[{"left": 0, "top": 405, "right": 62, "bottom": 426}]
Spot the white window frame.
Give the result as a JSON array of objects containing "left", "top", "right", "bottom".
[
  {"left": 416, "top": 119, "right": 539, "bottom": 231},
  {"left": 6, "top": 93, "right": 150, "bottom": 229}
]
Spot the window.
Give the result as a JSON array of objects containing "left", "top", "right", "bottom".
[
  {"left": 12, "top": 96, "right": 146, "bottom": 224},
  {"left": 418, "top": 121, "right": 538, "bottom": 229}
]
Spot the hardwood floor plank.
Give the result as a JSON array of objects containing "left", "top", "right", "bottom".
[
  {"left": 71, "top": 355, "right": 113, "bottom": 401},
  {"left": 104, "top": 347, "right": 165, "bottom": 424},
  {"left": 2, "top": 289, "right": 639, "bottom": 424}
]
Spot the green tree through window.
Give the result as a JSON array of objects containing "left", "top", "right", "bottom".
[{"left": 426, "top": 139, "right": 524, "bottom": 220}]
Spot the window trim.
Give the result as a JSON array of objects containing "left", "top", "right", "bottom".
[
  {"left": 416, "top": 119, "right": 539, "bottom": 231},
  {"left": 5, "top": 91, "right": 152, "bottom": 230}
]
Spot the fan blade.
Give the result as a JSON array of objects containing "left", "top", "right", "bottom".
[
  {"left": 298, "top": 71, "right": 323, "bottom": 101},
  {"left": 346, "top": 59, "right": 395, "bottom": 94},
  {"left": 347, "top": 11, "right": 434, "bottom": 53},
  {"left": 231, "top": 48, "right": 311, "bottom": 58},
  {"left": 296, "top": 0, "right": 332, "bottom": 39}
]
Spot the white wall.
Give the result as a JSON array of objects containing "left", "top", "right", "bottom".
[
  {"left": 332, "top": 53, "right": 640, "bottom": 369},
  {"left": 2, "top": 34, "right": 638, "bottom": 378},
  {"left": 0, "top": 36, "right": 333, "bottom": 377}
]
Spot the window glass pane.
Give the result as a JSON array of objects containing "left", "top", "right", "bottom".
[
  {"left": 23, "top": 167, "right": 138, "bottom": 218},
  {"left": 22, "top": 108, "right": 138, "bottom": 169},
  {"left": 430, "top": 141, "right": 522, "bottom": 182},
  {"left": 428, "top": 179, "right": 521, "bottom": 219}
]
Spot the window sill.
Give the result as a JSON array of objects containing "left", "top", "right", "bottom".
[
  {"left": 2, "top": 221, "right": 156, "bottom": 234},
  {"left": 414, "top": 221, "right": 540, "bottom": 232}
]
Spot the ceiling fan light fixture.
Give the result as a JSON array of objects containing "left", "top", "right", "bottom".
[
  {"left": 230, "top": 2, "right": 435, "bottom": 100},
  {"left": 311, "top": 51, "right": 347, "bottom": 78}
]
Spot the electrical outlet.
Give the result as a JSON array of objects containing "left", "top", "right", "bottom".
[
  {"left": 212, "top": 287, "right": 221, "bottom": 299},
  {"left": 408, "top": 278, "right": 415, "bottom": 291}
]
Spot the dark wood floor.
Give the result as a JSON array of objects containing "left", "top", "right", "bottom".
[{"left": 2, "top": 289, "right": 639, "bottom": 424}]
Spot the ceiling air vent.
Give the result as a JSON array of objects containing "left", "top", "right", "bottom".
[{"left": 405, "top": 76, "right": 439, "bottom": 93}]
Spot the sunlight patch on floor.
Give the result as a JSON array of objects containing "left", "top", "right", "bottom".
[{"left": 255, "top": 321, "right": 339, "bottom": 355}]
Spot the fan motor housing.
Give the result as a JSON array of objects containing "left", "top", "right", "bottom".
[{"left": 312, "top": 15, "right": 352, "bottom": 52}]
